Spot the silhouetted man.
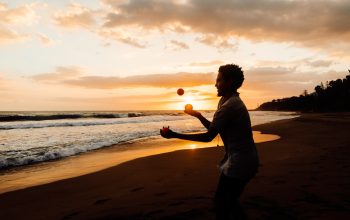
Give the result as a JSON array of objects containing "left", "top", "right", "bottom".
[{"left": 160, "top": 64, "right": 259, "bottom": 220}]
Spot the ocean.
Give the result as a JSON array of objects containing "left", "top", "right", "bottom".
[{"left": 0, "top": 110, "right": 297, "bottom": 169}]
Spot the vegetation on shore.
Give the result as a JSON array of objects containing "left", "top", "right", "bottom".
[{"left": 256, "top": 70, "right": 350, "bottom": 112}]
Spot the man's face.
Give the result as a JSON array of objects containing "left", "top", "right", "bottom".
[{"left": 215, "top": 72, "right": 232, "bottom": 97}]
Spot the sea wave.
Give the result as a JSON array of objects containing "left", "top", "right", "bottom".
[
  {"left": 0, "top": 112, "right": 147, "bottom": 122},
  {"left": 0, "top": 126, "right": 203, "bottom": 169},
  {"left": 0, "top": 114, "right": 188, "bottom": 130},
  {"left": 0, "top": 111, "right": 297, "bottom": 169}
]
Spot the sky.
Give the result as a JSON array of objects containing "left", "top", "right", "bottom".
[{"left": 0, "top": 0, "right": 349, "bottom": 111}]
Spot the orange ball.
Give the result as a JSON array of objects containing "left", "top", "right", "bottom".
[
  {"left": 177, "top": 88, "right": 184, "bottom": 96},
  {"left": 185, "top": 104, "right": 193, "bottom": 111}
]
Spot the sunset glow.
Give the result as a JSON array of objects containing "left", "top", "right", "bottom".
[{"left": 0, "top": 0, "right": 349, "bottom": 111}]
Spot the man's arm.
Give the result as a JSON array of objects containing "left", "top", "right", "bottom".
[
  {"left": 160, "top": 127, "right": 218, "bottom": 142},
  {"left": 196, "top": 113, "right": 211, "bottom": 130},
  {"left": 184, "top": 109, "right": 211, "bottom": 130}
]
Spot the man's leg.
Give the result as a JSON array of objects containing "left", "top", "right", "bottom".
[{"left": 214, "top": 173, "right": 249, "bottom": 220}]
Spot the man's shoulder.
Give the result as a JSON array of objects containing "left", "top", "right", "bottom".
[{"left": 224, "top": 95, "right": 244, "bottom": 107}]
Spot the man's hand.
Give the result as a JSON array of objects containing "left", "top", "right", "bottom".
[
  {"left": 160, "top": 126, "right": 176, "bottom": 139},
  {"left": 184, "top": 109, "right": 201, "bottom": 118}
]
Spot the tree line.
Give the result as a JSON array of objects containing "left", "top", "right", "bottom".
[{"left": 256, "top": 70, "right": 350, "bottom": 112}]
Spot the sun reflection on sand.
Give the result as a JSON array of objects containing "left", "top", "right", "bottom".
[{"left": 189, "top": 144, "right": 197, "bottom": 149}]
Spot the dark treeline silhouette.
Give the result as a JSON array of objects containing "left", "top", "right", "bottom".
[{"left": 256, "top": 70, "right": 350, "bottom": 112}]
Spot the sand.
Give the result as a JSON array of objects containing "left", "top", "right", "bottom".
[{"left": 0, "top": 113, "right": 349, "bottom": 219}]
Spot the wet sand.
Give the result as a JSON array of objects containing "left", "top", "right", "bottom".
[{"left": 0, "top": 113, "right": 349, "bottom": 219}]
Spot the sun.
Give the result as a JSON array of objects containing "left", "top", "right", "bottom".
[
  {"left": 166, "top": 89, "right": 218, "bottom": 110},
  {"left": 179, "top": 95, "right": 203, "bottom": 110},
  {"left": 184, "top": 95, "right": 194, "bottom": 104}
]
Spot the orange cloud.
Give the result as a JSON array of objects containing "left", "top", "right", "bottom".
[
  {"left": 31, "top": 66, "right": 83, "bottom": 83},
  {"left": 196, "top": 34, "right": 238, "bottom": 50},
  {"left": 36, "top": 33, "right": 55, "bottom": 46},
  {"left": 98, "top": 30, "right": 146, "bottom": 48},
  {"left": 177, "top": 60, "right": 225, "bottom": 68},
  {"left": 53, "top": 89, "right": 218, "bottom": 110},
  {"left": 256, "top": 58, "right": 335, "bottom": 68},
  {"left": 166, "top": 40, "right": 189, "bottom": 51},
  {"left": 0, "top": 27, "right": 30, "bottom": 44},
  {"left": 54, "top": 3, "right": 95, "bottom": 28},
  {"left": 31, "top": 67, "right": 216, "bottom": 89},
  {"left": 32, "top": 65, "right": 348, "bottom": 95},
  {"left": 63, "top": 72, "right": 216, "bottom": 89},
  {"left": 0, "top": 2, "right": 37, "bottom": 44},
  {"left": 0, "top": 2, "right": 38, "bottom": 25},
  {"left": 305, "top": 60, "right": 334, "bottom": 68}
]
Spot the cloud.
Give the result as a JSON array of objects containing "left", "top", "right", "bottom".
[
  {"left": 54, "top": 3, "right": 95, "bottom": 28},
  {"left": 185, "top": 89, "right": 217, "bottom": 100},
  {"left": 0, "top": 2, "right": 38, "bottom": 25},
  {"left": 196, "top": 34, "right": 238, "bottom": 50},
  {"left": 305, "top": 60, "right": 334, "bottom": 68},
  {"left": 32, "top": 66, "right": 216, "bottom": 89},
  {"left": 100, "top": 0, "right": 130, "bottom": 9},
  {"left": 101, "top": 0, "right": 350, "bottom": 53},
  {"left": 53, "top": 88, "right": 218, "bottom": 110},
  {"left": 0, "top": 2, "right": 37, "bottom": 44},
  {"left": 52, "top": 94, "right": 182, "bottom": 110},
  {"left": 0, "top": 27, "right": 30, "bottom": 44},
  {"left": 176, "top": 60, "right": 225, "bottom": 69},
  {"left": 166, "top": 40, "right": 189, "bottom": 51},
  {"left": 98, "top": 30, "right": 146, "bottom": 48},
  {"left": 32, "top": 66, "right": 83, "bottom": 83},
  {"left": 243, "top": 66, "right": 348, "bottom": 94},
  {"left": 189, "top": 60, "right": 224, "bottom": 67},
  {"left": 256, "top": 58, "right": 335, "bottom": 68},
  {"left": 63, "top": 72, "right": 216, "bottom": 89},
  {"left": 245, "top": 66, "right": 296, "bottom": 83},
  {"left": 36, "top": 33, "right": 55, "bottom": 46},
  {"left": 103, "top": 0, "right": 180, "bottom": 29}
]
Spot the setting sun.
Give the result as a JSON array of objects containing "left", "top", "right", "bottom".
[{"left": 173, "top": 92, "right": 211, "bottom": 110}]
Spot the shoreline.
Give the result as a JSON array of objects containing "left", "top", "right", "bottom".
[
  {"left": 1, "top": 113, "right": 349, "bottom": 219},
  {"left": 0, "top": 130, "right": 279, "bottom": 194}
]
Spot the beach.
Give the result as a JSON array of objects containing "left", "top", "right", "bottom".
[{"left": 0, "top": 113, "right": 349, "bottom": 219}]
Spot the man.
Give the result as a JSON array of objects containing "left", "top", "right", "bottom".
[{"left": 160, "top": 64, "right": 259, "bottom": 220}]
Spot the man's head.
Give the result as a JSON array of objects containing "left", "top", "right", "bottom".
[{"left": 215, "top": 64, "right": 244, "bottom": 97}]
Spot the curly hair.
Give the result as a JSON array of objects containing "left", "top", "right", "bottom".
[{"left": 218, "top": 64, "right": 244, "bottom": 90}]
